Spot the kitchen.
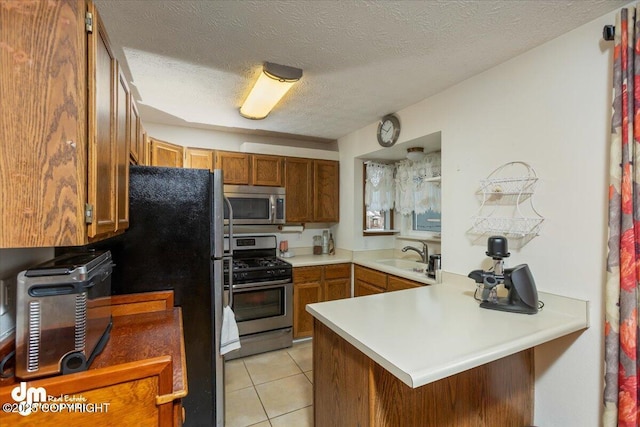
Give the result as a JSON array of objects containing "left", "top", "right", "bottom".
[{"left": 0, "top": 1, "right": 628, "bottom": 426}]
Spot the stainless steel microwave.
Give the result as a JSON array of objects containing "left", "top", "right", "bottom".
[{"left": 224, "top": 185, "right": 286, "bottom": 225}]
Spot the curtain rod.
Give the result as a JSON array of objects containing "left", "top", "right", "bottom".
[{"left": 603, "top": 25, "right": 615, "bottom": 41}]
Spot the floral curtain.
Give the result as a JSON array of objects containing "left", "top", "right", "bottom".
[
  {"left": 604, "top": 7, "right": 640, "bottom": 427},
  {"left": 395, "top": 153, "right": 441, "bottom": 215},
  {"left": 364, "top": 162, "right": 395, "bottom": 211}
]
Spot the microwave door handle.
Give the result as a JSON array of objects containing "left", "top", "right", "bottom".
[{"left": 271, "top": 195, "right": 276, "bottom": 224}]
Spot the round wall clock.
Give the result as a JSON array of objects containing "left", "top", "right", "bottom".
[{"left": 377, "top": 114, "right": 401, "bottom": 147}]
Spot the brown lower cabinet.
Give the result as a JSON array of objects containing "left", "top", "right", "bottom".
[
  {"left": 354, "top": 265, "right": 424, "bottom": 296},
  {"left": 293, "top": 263, "right": 351, "bottom": 338},
  {"left": 313, "top": 320, "right": 534, "bottom": 426},
  {"left": 0, "top": 291, "right": 186, "bottom": 427}
]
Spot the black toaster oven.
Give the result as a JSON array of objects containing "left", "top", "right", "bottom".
[{"left": 15, "top": 250, "right": 113, "bottom": 380}]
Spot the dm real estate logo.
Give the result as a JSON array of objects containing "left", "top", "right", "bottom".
[
  {"left": 7, "top": 382, "right": 46, "bottom": 416},
  {"left": 3, "top": 382, "right": 111, "bottom": 417}
]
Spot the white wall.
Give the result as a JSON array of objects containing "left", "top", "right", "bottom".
[
  {"left": 0, "top": 248, "right": 53, "bottom": 340},
  {"left": 337, "top": 8, "right": 617, "bottom": 426},
  {"left": 145, "top": 122, "right": 339, "bottom": 158}
]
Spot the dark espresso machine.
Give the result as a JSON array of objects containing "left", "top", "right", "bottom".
[{"left": 468, "top": 236, "right": 539, "bottom": 315}]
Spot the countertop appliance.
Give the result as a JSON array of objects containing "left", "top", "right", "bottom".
[
  {"left": 223, "top": 235, "right": 293, "bottom": 360},
  {"left": 467, "top": 236, "right": 539, "bottom": 315},
  {"left": 15, "top": 250, "right": 113, "bottom": 380},
  {"left": 223, "top": 185, "right": 285, "bottom": 225},
  {"left": 70, "top": 166, "right": 231, "bottom": 426}
]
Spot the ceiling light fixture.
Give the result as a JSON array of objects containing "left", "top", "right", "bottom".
[
  {"left": 239, "top": 62, "right": 303, "bottom": 120},
  {"left": 406, "top": 147, "right": 425, "bottom": 162}
]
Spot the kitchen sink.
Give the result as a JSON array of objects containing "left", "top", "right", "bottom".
[{"left": 376, "top": 258, "right": 427, "bottom": 272}]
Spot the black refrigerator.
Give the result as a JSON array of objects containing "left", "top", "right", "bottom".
[{"left": 81, "top": 166, "right": 229, "bottom": 426}]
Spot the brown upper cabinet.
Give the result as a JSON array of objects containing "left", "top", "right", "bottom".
[
  {"left": 251, "top": 154, "right": 284, "bottom": 186},
  {"left": 129, "top": 101, "right": 143, "bottom": 165},
  {"left": 285, "top": 158, "right": 340, "bottom": 223},
  {"left": 115, "top": 70, "right": 130, "bottom": 232},
  {"left": 0, "top": 0, "right": 132, "bottom": 247},
  {"left": 185, "top": 147, "right": 214, "bottom": 171},
  {"left": 285, "top": 158, "right": 314, "bottom": 222},
  {"left": 313, "top": 160, "right": 340, "bottom": 222},
  {"left": 214, "top": 151, "right": 283, "bottom": 186},
  {"left": 150, "top": 138, "right": 184, "bottom": 168},
  {"left": 215, "top": 151, "right": 250, "bottom": 184}
]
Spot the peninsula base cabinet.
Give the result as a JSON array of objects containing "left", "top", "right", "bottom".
[
  {"left": 293, "top": 264, "right": 351, "bottom": 338},
  {"left": 313, "top": 320, "right": 534, "bottom": 427}
]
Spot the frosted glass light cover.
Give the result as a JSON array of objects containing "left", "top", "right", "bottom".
[{"left": 240, "top": 72, "right": 297, "bottom": 119}]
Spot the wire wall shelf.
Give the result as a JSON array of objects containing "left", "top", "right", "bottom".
[{"left": 467, "top": 161, "right": 544, "bottom": 249}]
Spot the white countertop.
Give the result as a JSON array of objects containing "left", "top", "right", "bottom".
[
  {"left": 306, "top": 272, "right": 589, "bottom": 388},
  {"left": 280, "top": 249, "right": 352, "bottom": 267}
]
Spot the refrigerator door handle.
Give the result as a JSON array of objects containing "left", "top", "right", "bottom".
[
  {"left": 224, "top": 196, "right": 234, "bottom": 256},
  {"left": 224, "top": 256, "right": 234, "bottom": 307}
]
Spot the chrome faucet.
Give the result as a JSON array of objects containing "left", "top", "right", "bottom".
[{"left": 401, "top": 241, "right": 429, "bottom": 263}]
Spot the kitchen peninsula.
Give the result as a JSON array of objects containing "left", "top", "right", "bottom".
[{"left": 307, "top": 272, "right": 588, "bottom": 426}]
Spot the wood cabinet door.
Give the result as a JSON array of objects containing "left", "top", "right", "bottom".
[
  {"left": 324, "top": 278, "right": 351, "bottom": 301},
  {"left": 129, "top": 100, "right": 142, "bottom": 164},
  {"left": 293, "top": 266, "right": 323, "bottom": 338},
  {"left": 87, "top": 7, "right": 118, "bottom": 238},
  {"left": 313, "top": 160, "right": 340, "bottom": 222},
  {"left": 252, "top": 154, "right": 283, "bottom": 186},
  {"left": 324, "top": 263, "right": 351, "bottom": 301},
  {"left": 185, "top": 148, "right": 214, "bottom": 171},
  {"left": 387, "top": 275, "right": 422, "bottom": 292},
  {"left": 293, "top": 281, "right": 322, "bottom": 338},
  {"left": 285, "top": 157, "right": 314, "bottom": 223},
  {"left": 150, "top": 138, "right": 184, "bottom": 167},
  {"left": 0, "top": 0, "right": 87, "bottom": 247},
  {"left": 141, "top": 130, "right": 150, "bottom": 166},
  {"left": 115, "top": 71, "right": 130, "bottom": 232},
  {"left": 215, "top": 151, "right": 250, "bottom": 185}
]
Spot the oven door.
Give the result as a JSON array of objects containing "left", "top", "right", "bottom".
[{"left": 230, "top": 279, "right": 293, "bottom": 336}]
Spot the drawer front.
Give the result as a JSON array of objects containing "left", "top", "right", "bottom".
[
  {"left": 293, "top": 266, "right": 323, "bottom": 283},
  {"left": 324, "top": 263, "right": 351, "bottom": 280},
  {"left": 355, "top": 280, "right": 385, "bottom": 296},
  {"left": 354, "top": 265, "right": 387, "bottom": 290},
  {"left": 387, "top": 275, "right": 423, "bottom": 292}
]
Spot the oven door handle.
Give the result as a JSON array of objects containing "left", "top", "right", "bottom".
[{"left": 232, "top": 279, "right": 291, "bottom": 291}]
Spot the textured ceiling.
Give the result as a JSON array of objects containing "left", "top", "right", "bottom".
[{"left": 95, "top": 0, "right": 626, "bottom": 141}]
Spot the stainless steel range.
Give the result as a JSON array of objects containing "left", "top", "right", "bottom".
[{"left": 223, "top": 235, "right": 293, "bottom": 360}]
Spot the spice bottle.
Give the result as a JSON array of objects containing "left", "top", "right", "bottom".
[
  {"left": 313, "top": 236, "right": 323, "bottom": 255},
  {"left": 322, "top": 230, "right": 329, "bottom": 254}
]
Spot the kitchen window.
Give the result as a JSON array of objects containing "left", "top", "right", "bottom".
[{"left": 363, "top": 162, "right": 395, "bottom": 235}]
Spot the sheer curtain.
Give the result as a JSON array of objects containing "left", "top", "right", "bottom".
[
  {"left": 395, "top": 153, "right": 441, "bottom": 215},
  {"left": 604, "top": 7, "right": 640, "bottom": 426},
  {"left": 364, "top": 162, "right": 395, "bottom": 211}
]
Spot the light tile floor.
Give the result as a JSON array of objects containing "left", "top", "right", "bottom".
[{"left": 225, "top": 340, "right": 313, "bottom": 427}]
